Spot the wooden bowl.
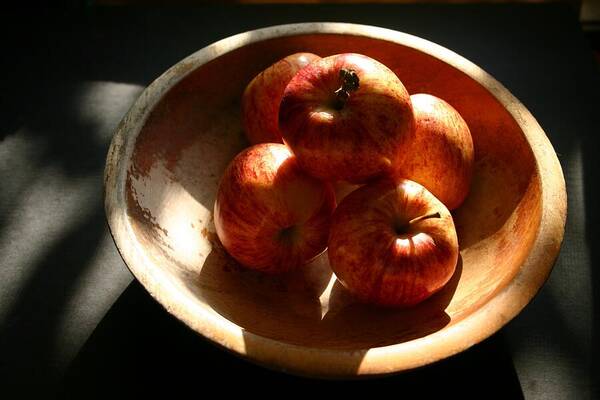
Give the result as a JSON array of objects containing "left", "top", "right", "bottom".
[{"left": 104, "top": 23, "right": 566, "bottom": 378}]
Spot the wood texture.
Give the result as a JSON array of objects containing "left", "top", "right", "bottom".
[{"left": 104, "top": 23, "right": 567, "bottom": 378}]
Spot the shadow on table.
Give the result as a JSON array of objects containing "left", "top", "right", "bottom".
[{"left": 58, "top": 280, "right": 524, "bottom": 399}]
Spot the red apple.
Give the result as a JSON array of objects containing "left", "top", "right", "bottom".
[
  {"left": 394, "top": 93, "right": 474, "bottom": 210},
  {"left": 242, "top": 52, "right": 320, "bottom": 144},
  {"left": 214, "top": 143, "right": 336, "bottom": 273},
  {"left": 328, "top": 178, "right": 459, "bottom": 307},
  {"left": 279, "top": 53, "right": 414, "bottom": 184},
  {"left": 332, "top": 180, "right": 362, "bottom": 203}
]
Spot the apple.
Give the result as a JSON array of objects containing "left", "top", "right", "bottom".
[
  {"left": 328, "top": 178, "right": 459, "bottom": 307},
  {"left": 279, "top": 53, "right": 414, "bottom": 184},
  {"left": 394, "top": 93, "right": 474, "bottom": 210},
  {"left": 214, "top": 143, "right": 336, "bottom": 273},
  {"left": 332, "top": 180, "right": 362, "bottom": 203},
  {"left": 242, "top": 52, "right": 320, "bottom": 144}
]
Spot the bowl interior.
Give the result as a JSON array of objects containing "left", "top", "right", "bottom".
[{"left": 124, "top": 34, "right": 541, "bottom": 360}]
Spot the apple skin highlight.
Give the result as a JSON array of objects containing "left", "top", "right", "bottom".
[
  {"left": 328, "top": 178, "right": 459, "bottom": 307},
  {"left": 214, "top": 143, "right": 336, "bottom": 273},
  {"left": 279, "top": 53, "right": 415, "bottom": 184}
]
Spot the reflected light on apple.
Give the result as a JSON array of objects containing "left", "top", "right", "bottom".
[
  {"left": 395, "top": 232, "right": 434, "bottom": 251},
  {"left": 310, "top": 109, "right": 335, "bottom": 123},
  {"left": 271, "top": 144, "right": 293, "bottom": 168},
  {"left": 413, "top": 93, "right": 436, "bottom": 113},
  {"left": 399, "top": 179, "right": 422, "bottom": 198}
]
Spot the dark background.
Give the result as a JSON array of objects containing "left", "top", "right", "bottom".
[{"left": 1, "top": 2, "right": 599, "bottom": 399}]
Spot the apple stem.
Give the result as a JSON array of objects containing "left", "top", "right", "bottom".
[
  {"left": 408, "top": 212, "right": 441, "bottom": 226},
  {"left": 333, "top": 68, "right": 359, "bottom": 109}
]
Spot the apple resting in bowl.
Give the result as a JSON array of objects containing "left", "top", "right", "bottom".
[
  {"left": 242, "top": 52, "right": 320, "bottom": 144},
  {"left": 394, "top": 93, "right": 474, "bottom": 210},
  {"left": 279, "top": 53, "right": 414, "bottom": 184},
  {"left": 328, "top": 178, "right": 459, "bottom": 307},
  {"left": 213, "top": 143, "right": 336, "bottom": 273}
]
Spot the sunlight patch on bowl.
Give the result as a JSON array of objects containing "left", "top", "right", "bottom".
[{"left": 318, "top": 273, "right": 339, "bottom": 320}]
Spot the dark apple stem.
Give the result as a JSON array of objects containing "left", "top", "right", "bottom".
[
  {"left": 333, "top": 68, "right": 359, "bottom": 110},
  {"left": 408, "top": 212, "right": 441, "bottom": 226}
]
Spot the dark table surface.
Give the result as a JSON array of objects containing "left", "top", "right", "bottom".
[{"left": 1, "top": 3, "right": 599, "bottom": 399}]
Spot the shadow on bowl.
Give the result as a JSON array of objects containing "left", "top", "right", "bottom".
[{"left": 189, "top": 233, "right": 462, "bottom": 363}]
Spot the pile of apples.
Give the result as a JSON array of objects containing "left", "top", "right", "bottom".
[{"left": 214, "top": 52, "right": 474, "bottom": 307}]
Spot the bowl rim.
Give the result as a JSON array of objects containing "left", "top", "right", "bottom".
[{"left": 104, "top": 22, "right": 567, "bottom": 378}]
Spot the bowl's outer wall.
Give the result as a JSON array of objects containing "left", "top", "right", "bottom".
[{"left": 104, "top": 23, "right": 566, "bottom": 378}]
